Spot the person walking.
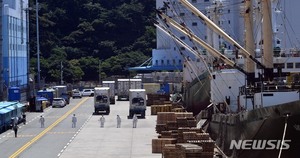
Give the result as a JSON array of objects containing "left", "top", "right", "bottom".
[
  {"left": 133, "top": 114, "right": 138, "bottom": 128},
  {"left": 39, "top": 115, "right": 45, "bottom": 128},
  {"left": 72, "top": 114, "right": 77, "bottom": 128},
  {"left": 13, "top": 125, "right": 19, "bottom": 138},
  {"left": 99, "top": 115, "right": 105, "bottom": 128},
  {"left": 22, "top": 112, "right": 26, "bottom": 124},
  {"left": 116, "top": 115, "right": 121, "bottom": 128}
]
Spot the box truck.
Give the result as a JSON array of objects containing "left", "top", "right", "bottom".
[
  {"left": 94, "top": 87, "right": 110, "bottom": 115},
  {"left": 117, "top": 79, "right": 130, "bottom": 101},
  {"left": 102, "top": 81, "right": 115, "bottom": 104},
  {"left": 129, "top": 89, "right": 146, "bottom": 118}
]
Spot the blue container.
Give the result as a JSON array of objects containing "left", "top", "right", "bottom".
[
  {"left": 161, "top": 83, "right": 170, "bottom": 94},
  {"left": 37, "top": 90, "right": 54, "bottom": 105},
  {"left": 8, "top": 87, "right": 21, "bottom": 101}
]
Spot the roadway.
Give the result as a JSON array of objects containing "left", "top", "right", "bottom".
[{"left": 0, "top": 97, "right": 161, "bottom": 158}]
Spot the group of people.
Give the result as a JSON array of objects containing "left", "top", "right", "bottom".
[
  {"left": 99, "top": 114, "right": 138, "bottom": 128},
  {"left": 13, "top": 112, "right": 139, "bottom": 138},
  {"left": 13, "top": 113, "right": 78, "bottom": 138}
]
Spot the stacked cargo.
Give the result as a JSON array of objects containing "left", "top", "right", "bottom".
[
  {"left": 152, "top": 138, "right": 177, "bottom": 153},
  {"left": 151, "top": 102, "right": 185, "bottom": 115},
  {"left": 152, "top": 111, "right": 216, "bottom": 158},
  {"left": 147, "top": 93, "right": 170, "bottom": 106}
]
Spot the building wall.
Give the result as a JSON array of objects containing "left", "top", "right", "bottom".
[{"left": 1, "top": 0, "right": 29, "bottom": 100}]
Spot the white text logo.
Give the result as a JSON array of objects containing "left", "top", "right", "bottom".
[{"left": 229, "top": 140, "right": 291, "bottom": 150}]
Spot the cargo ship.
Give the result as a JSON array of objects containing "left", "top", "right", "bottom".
[{"left": 156, "top": 0, "right": 300, "bottom": 157}]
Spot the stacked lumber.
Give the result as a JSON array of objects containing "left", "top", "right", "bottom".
[
  {"left": 162, "top": 143, "right": 203, "bottom": 158},
  {"left": 151, "top": 103, "right": 186, "bottom": 115},
  {"left": 152, "top": 138, "right": 177, "bottom": 153},
  {"left": 151, "top": 104, "right": 172, "bottom": 115},
  {"left": 153, "top": 111, "right": 217, "bottom": 158},
  {"left": 147, "top": 94, "right": 170, "bottom": 106},
  {"left": 157, "top": 112, "right": 177, "bottom": 124}
]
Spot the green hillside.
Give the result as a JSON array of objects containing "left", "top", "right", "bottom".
[{"left": 28, "top": 0, "right": 156, "bottom": 83}]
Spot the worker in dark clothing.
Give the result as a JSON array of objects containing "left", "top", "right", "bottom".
[
  {"left": 13, "top": 125, "right": 19, "bottom": 137},
  {"left": 22, "top": 112, "right": 26, "bottom": 124}
]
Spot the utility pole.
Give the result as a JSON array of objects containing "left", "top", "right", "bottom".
[
  {"left": 99, "top": 60, "right": 101, "bottom": 86},
  {"left": 36, "top": 0, "right": 41, "bottom": 89},
  {"left": 61, "top": 61, "right": 63, "bottom": 85}
]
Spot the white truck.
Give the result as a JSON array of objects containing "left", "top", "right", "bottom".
[
  {"left": 102, "top": 81, "right": 115, "bottom": 104},
  {"left": 94, "top": 87, "right": 110, "bottom": 115},
  {"left": 129, "top": 89, "right": 146, "bottom": 118},
  {"left": 130, "top": 78, "right": 142, "bottom": 89},
  {"left": 117, "top": 78, "right": 142, "bottom": 101},
  {"left": 117, "top": 79, "right": 130, "bottom": 101}
]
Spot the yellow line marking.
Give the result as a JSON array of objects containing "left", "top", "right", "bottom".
[
  {"left": 47, "top": 131, "right": 76, "bottom": 134},
  {"left": 9, "top": 98, "right": 89, "bottom": 158}
]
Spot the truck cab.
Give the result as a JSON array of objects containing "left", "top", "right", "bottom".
[
  {"left": 129, "top": 89, "right": 146, "bottom": 118},
  {"left": 94, "top": 87, "right": 110, "bottom": 115}
]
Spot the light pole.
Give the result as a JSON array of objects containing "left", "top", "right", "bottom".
[
  {"left": 61, "top": 61, "right": 64, "bottom": 85},
  {"left": 99, "top": 60, "right": 101, "bottom": 85},
  {"left": 36, "top": 0, "right": 41, "bottom": 89}
]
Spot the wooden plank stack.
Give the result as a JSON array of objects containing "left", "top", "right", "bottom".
[
  {"left": 147, "top": 94, "right": 170, "bottom": 106},
  {"left": 152, "top": 111, "right": 217, "bottom": 158},
  {"left": 152, "top": 138, "right": 177, "bottom": 153},
  {"left": 151, "top": 104, "right": 172, "bottom": 115}
]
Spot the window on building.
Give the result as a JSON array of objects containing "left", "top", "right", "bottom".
[
  {"left": 179, "top": 60, "right": 182, "bottom": 64},
  {"left": 286, "top": 63, "right": 293, "bottom": 69},
  {"left": 192, "top": 0, "right": 197, "bottom": 3},
  {"left": 167, "top": 60, "right": 170, "bottom": 65},
  {"left": 204, "top": 0, "right": 209, "bottom": 2},
  {"left": 174, "top": 47, "right": 176, "bottom": 50},
  {"left": 179, "top": 13, "right": 185, "bottom": 16},
  {"left": 161, "top": 60, "right": 164, "bottom": 65},
  {"left": 192, "top": 22, "right": 197, "bottom": 26},
  {"left": 173, "top": 59, "right": 176, "bottom": 65},
  {"left": 274, "top": 63, "right": 284, "bottom": 69},
  {"left": 180, "top": 36, "right": 185, "bottom": 40},
  {"left": 228, "top": 20, "right": 231, "bottom": 24},
  {"left": 295, "top": 63, "right": 300, "bottom": 68},
  {"left": 180, "top": 47, "right": 185, "bottom": 50},
  {"left": 228, "top": 9, "right": 230, "bottom": 13},
  {"left": 155, "top": 60, "right": 158, "bottom": 66}
]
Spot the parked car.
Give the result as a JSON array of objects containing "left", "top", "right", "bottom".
[
  {"left": 81, "top": 89, "right": 94, "bottom": 97},
  {"left": 72, "top": 90, "right": 82, "bottom": 99},
  {"left": 52, "top": 98, "right": 67, "bottom": 108}
]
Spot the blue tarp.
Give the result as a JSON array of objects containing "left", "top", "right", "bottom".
[
  {"left": 0, "top": 102, "right": 22, "bottom": 110},
  {"left": 0, "top": 108, "right": 11, "bottom": 114}
]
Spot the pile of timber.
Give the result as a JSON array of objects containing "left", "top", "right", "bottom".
[
  {"left": 152, "top": 111, "right": 215, "bottom": 158},
  {"left": 151, "top": 103, "right": 185, "bottom": 115},
  {"left": 147, "top": 94, "right": 170, "bottom": 106}
]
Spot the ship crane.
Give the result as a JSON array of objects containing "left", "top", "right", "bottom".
[
  {"left": 156, "top": 10, "right": 248, "bottom": 76},
  {"left": 154, "top": 21, "right": 247, "bottom": 76},
  {"left": 179, "top": 0, "right": 283, "bottom": 83}
]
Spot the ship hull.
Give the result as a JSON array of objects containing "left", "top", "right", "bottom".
[
  {"left": 208, "top": 100, "right": 300, "bottom": 158},
  {"left": 183, "top": 71, "right": 211, "bottom": 115}
]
